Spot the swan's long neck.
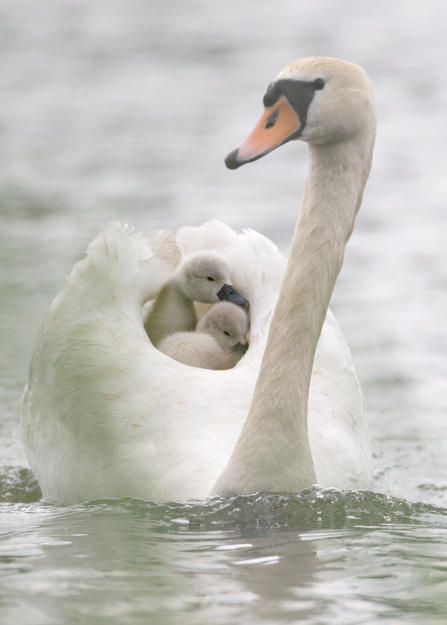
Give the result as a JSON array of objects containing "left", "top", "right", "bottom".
[{"left": 212, "top": 136, "right": 374, "bottom": 497}]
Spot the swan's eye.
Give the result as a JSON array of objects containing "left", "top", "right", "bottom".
[
  {"left": 223, "top": 331, "right": 230, "bottom": 336},
  {"left": 313, "top": 78, "right": 325, "bottom": 91},
  {"left": 207, "top": 277, "right": 215, "bottom": 282}
]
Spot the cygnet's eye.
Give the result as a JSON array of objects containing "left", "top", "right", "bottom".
[
  {"left": 223, "top": 331, "right": 230, "bottom": 337},
  {"left": 207, "top": 277, "right": 215, "bottom": 282}
]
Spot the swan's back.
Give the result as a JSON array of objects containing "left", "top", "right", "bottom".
[{"left": 21, "top": 219, "right": 371, "bottom": 504}]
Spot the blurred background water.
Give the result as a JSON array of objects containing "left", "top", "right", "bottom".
[{"left": 1, "top": 0, "right": 447, "bottom": 623}]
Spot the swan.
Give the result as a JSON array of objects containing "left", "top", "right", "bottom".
[
  {"left": 21, "top": 57, "right": 375, "bottom": 505},
  {"left": 144, "top": 250, "right": 248, "bottom": 347},
  {"left": 158, "top": 302, "right": 249, "bottom": 370}
]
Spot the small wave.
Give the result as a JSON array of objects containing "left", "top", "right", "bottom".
[
  {"left": 0, "top": 466, "right": 42, "bottom": 503},
  {"left": 3, "top": 472, "right": 446, "bottom": 534},
  {"left": 77, "top": 488, "right": 447, "bottom": 534}
]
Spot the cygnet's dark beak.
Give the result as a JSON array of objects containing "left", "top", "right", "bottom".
[
  {"left": 217, "top": 284, "right": 249, "bottom": 309},
  {"left": 233, "top": 342, "right": 248, "bottom": 355}
]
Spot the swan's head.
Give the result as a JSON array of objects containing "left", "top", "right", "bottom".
[
  {"left": 177, "top": 251, "right": 248, "bottom": 307},
  {"left": 196, "top": 302, "right": 249, "bottom": 350},
  {"left": 225, "top": 56, "right": 376, "bottom": 168}
]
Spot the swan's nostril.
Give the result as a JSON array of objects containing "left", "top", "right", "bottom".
[
  {"left": 264, "top": 108, "right": 279, "bottom": 129},
  {"left": 217, "top": 284, "right": 249, "bottom": 308}
]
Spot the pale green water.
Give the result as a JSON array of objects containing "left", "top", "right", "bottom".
[
  {"left": 1, "top": 483, "right": 447, "bottom": 624},
  {"left": 1, "top": 0, "right": 447, "bottom": 622}
]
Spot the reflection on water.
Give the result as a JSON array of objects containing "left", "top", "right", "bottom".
[
  {"left": 0, "top": 492, "right": 447, "bottom": 623},
  {"left": 1, "top": 0, "right": 447, "bottom": 622}
]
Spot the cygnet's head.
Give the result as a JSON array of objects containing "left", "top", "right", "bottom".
[
  {"left": 196, "top": 302, "right": 249, "bottom": 350},
  {"left": 176, "top": 251, "right": 248, "bottom": 307}
]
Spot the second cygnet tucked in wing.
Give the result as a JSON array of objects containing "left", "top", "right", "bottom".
[
  {"left": 144, "top": 251, "right": 248, "bottom": 347},
  {"left": 157, "top": 302, "right": 249, "bottom": 370}
]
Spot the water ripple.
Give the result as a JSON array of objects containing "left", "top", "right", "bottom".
[
  {"left": 0, "top": 467, "right": 42, "bottom": 504},
  {"left": 76, "top": 488, "right": 447, "bottom": 534}
]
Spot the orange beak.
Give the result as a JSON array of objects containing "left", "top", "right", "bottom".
[{"left": 225, "top": 95, "right": 301, "bottom": 169}]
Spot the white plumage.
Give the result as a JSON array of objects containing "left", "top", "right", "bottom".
[{"left": 21, "top": 219, "right": 371, "bottom": 504}]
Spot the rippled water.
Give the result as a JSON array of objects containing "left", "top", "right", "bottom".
[
  {"left": 2, "top": 480, "right": 447, "bottom": 624},
  {"left": 1, "top": 0, "right": 447, "bottom": 622}
]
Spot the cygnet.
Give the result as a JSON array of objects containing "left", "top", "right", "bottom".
[
  {"left": 157, "top": 302, "right": 249, "bottom": 370},
  {"left": 144, "top": 251, "right": 248, "bottom": 347}
]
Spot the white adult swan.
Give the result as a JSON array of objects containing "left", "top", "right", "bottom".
[{"left": 21, "top": 57, "right": 375, "bottom": 504}]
